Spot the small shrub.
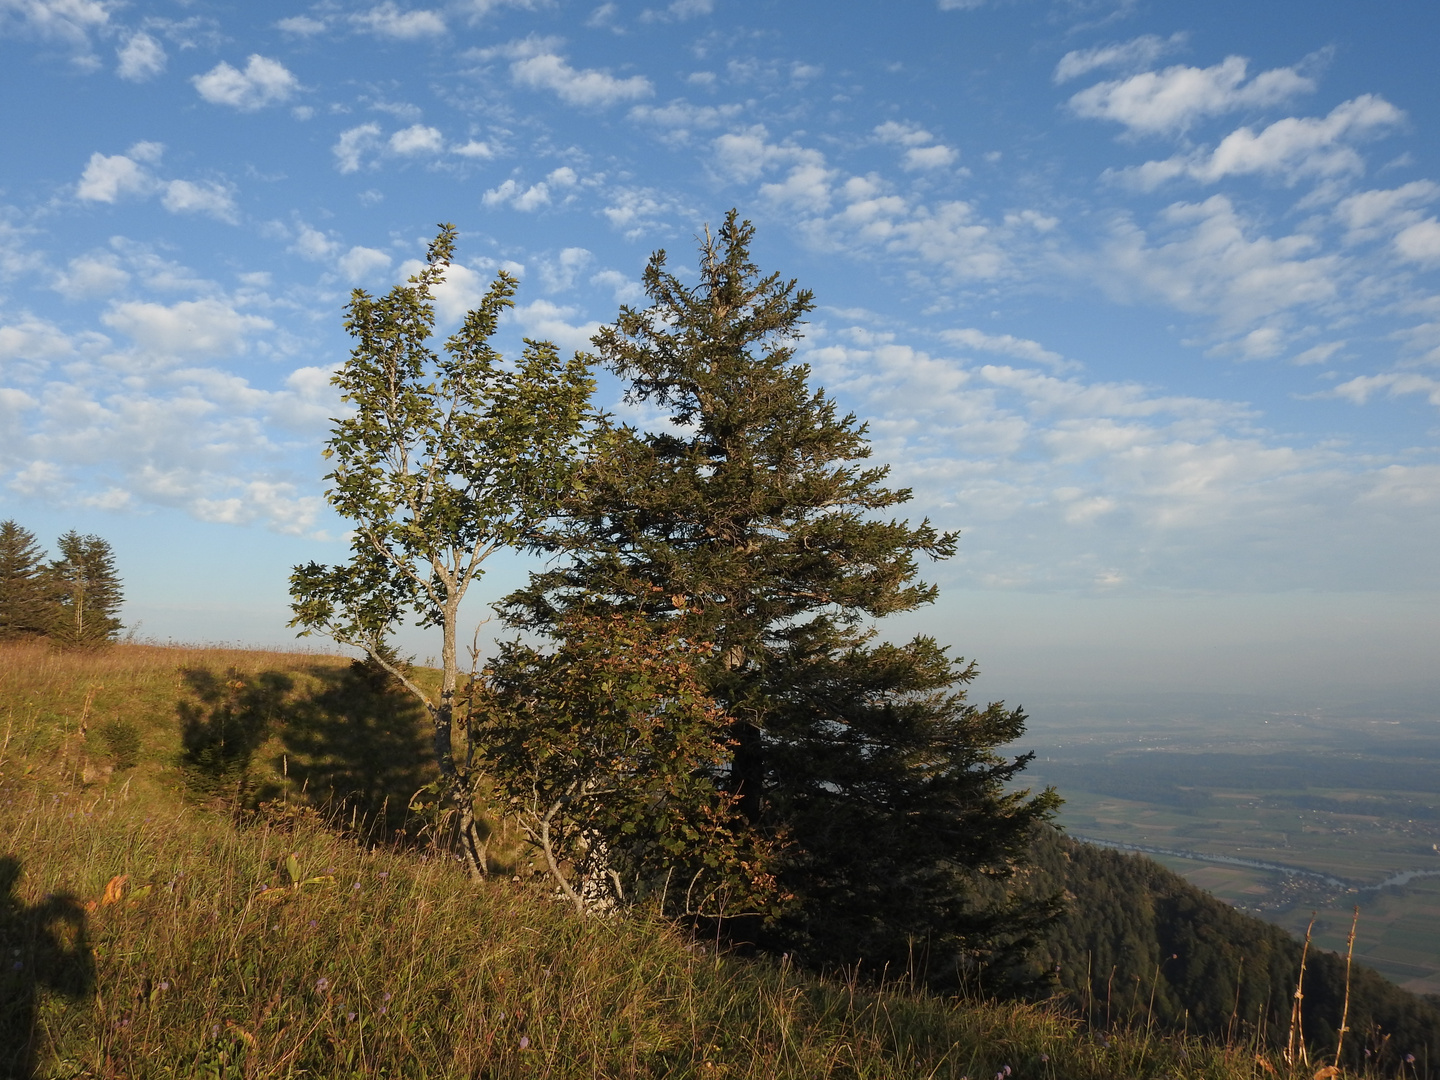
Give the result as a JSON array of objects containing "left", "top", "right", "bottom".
[{"left": 95, "top": 718, "right": 141, "bottom": 770}]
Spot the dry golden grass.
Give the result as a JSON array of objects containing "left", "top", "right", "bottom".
[{"left": 0, "top": 642, "right": 1376, "bottom": 1079}]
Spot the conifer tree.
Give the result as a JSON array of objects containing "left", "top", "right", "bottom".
[
  {"left": 0, "top": 521, "right": 52, "bottom": 640},
  {"left": 48, "top": 531, "right": 124, "bottom": 648},
  {"left": 502, "top": 211, "right": 1060, "bottom": 980}
]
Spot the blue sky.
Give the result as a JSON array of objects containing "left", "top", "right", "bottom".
[{"left": 2, "top": 0, "right": 1438, "bottom": 706}]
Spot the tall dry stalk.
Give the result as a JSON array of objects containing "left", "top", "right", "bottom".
[
  {"left": 1286, "top": 913, "right": 1316, "bottom": 1067},
  {"left": 1334, "top": 905, "right": 1361, "bottom": 1067}
]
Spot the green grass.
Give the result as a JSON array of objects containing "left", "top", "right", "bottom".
[{"left": 0, "top": 641, "right": 1393, "bottom": 1079}]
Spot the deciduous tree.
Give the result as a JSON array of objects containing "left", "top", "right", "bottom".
[
  {"left": 477, "top": 609, "right": 783, "bottom": 918},
  {"left": 289, "top": 225, "right": 595, "bottom": 880}
]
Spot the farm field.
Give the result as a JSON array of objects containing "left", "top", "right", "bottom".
[{"left": 1016, "top": 692, "right": 1440, "bottom": 995}]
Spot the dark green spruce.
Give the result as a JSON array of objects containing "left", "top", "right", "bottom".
[
  {"left": 502, "top": 211, "right": 1060, "bottom": 982},
  {"left": 47, "top": 530, "right": 124, "bottom": 648},
  {"left": 0, "top": 521, "right": 52, "bottom": 640}
]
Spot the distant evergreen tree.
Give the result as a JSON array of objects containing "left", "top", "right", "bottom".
[
  {"left": 48, "top": 531, "right": 124, "bottom": 648},
  {"left": 502, "top": 211, "right": 1059, "bottom": 982},
  {"left": 0, "top": 521, "right": 52, "bottom": 640},
  {"left": 1028, "top": 829, "right": 1440, "bottom": 1068}
]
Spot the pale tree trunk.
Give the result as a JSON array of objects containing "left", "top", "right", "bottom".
[{"left": 432, "top": 593, "right": 488, "bottom": 881}]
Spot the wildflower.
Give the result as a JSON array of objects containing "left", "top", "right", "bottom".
[
  {"left": 158, "top": 981, "right": 170, "bottom": 991},
  {"left": 347, "top": 1011, "right": 357, "bottom": 1022},
  {"left": 1039, "top": 1054, "right": 1049, "bottom": 1063},
  {"left": 379, "top": 1006, "right": 388, "bottom": 1016},
  {"left": 378, "top": 871, "right": 389, "bottom": 879},
  {"left": 1003, "top": 1068, "right": 1012, "bottom": 1077},
  {"left": 212, "top": 1024, "right": 220, "bottom": 1037},
  {"left": 383, "top": 992, "right": 392, "bottom": 1001},
  {"left": 308, "top": 920, "right": 317, "bottom": 929},
  {"left": 352, "top": 882, "right": 361, "bottom": 891},
  {"left": 315, "top": 977, "right": 329, "bottom": 992},
  {"left": 11, "top": 961, "right": 21, "bottom": 971},
  {"left": 1407, "top": 1054, "right": 1417, "bottom": 1064},
  {"left": 520, "top": 1036, "right": 531, "bottom": 1049}
]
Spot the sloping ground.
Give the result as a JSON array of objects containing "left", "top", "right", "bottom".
[{"left": 0, "top": 642, "right": 1382, "bottom": 1078}]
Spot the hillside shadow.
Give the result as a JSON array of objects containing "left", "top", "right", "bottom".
[
  {"left": 278, "top": 662, "right": 434, "bottom": 838},
  {"left": 0, "top": 857, "right": 94, "bottom": 1079},
  {"left": 175, "top": 663, "right": 434, "bottom": 838},
  {"left": 177, "top": 668, "right": 294, "bottom": 803}
]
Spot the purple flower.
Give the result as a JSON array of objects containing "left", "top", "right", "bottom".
[
  {"left": 352, "top": 882, "right": 361, "bottom": 891},
  {"left": 308, "top": 920, "right": 317, "bottom": 929},
  {"left": 1407, "top": 1054, "right": 1417, "bottom": 1064},
  {"left": 347, "top": 1011, "right": 357, "bottom": 1022},
  {"left": 520, "top": 1036, "right": 531, "bottom": 1050},
  {"left": 315, "top": 977, "right": 329, "bottom": 992},
  {"left": 383, "top": 992, "right": 392, "bottom": 1001},
  {"left": 158, "top": 981, "right": 170, "bottom": 991},
  {"left": 378, "top": 871, "right": 389, "bottom": 879}
]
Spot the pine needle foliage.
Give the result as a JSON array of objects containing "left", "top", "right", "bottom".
[
  {"left": 47, "top": 530, "right": 124, "bottom": 649},
  {"left": 0, "top": 520, "right": 51, "bottom": 640},
  {"left": 502, "top": 211, "right": 1061, "bottom": 982}
]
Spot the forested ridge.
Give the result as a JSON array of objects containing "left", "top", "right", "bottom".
[{"left": 1029, "top": 828, "right": 1440, "bottom": 1067}]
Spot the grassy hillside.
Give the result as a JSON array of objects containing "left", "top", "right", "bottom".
[{"left": 0, "top": 642, "right": 1402, "bottom": 1078}]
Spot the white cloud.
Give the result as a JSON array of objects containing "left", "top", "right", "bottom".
[
  {"left": 388, "top": 123, "right": 444, "bottom": 155},
  {"left": 712, "top": 125, "right": 824, "bottom": 182},
  {"left": 1331, "top": 372, "right": 1440, "bottom": 408},
  {"left": 277, "top": 14, "right": 328, "bottom": 34},
  {"left": 161, "top": 179, "right": 239, "bottom": 223},
  {"left": 1117, "top": 95, "right": 1404, "bottom": 189},
  {"left": 334, "top": 123, "right": 382, "bottom": 173},
  {"left": 53, "top": 252, "right": 130, "bottom": 297},
  {"left": 1395, "top": 219, "right": 1440, "bottom": 264},
  {"left": 290, "top": 224, "right": 338, "bottom": 261},
  {"left": 640, "top": 0, "right": 712, "bottom": 22},
  {"left": 510, "top": 49, "right": 653, "bottom": 108},
  {"left": 76, "top": 150, "right": 155, "bottom": 202},
  {"left": 483, "top": 178, "right": 553, "bottom": 211},
  {"left": 0, "top": 0, "right": 111, "bottom": 55},
  {"left": 115, "top": 31, "right": 165, "bottom": 81},
  {"left": 540, "top": 246, "right": 592, "bottom": 292},
  {"left": 349, "top": 3, "right": 446, "bottom": 39},
  {"left": 101, "top": 298, "right": 273, "bottom": 359},
  {"left": 193, "top": 55, "right": 299, "bottom": 111},
  {"left": 1069, "top": 55, "right": 1314, "bottom": 135},
  {"left": 1097, "top": 195, "right": 1341, "bottom": 344},
  {"left": 0, "top": 315, "right": 84, "bottom": 363},
  {"left": 396, "top": 258, "right": 492, "bottom": 324},
  {"left": 1053, "top": 33, "right": 1187, "bottom": 84},
  {"left": 903, "top": 144, "right": 958, "bottom": 171},
  {"left": 1334, "top": 180, "right": 1439, "bottom": 242},
  {"left": 940, "top": 328, "right": 1072, "bottom": 371},
  {"left": 629, "top": 99, "right": 743, "bottom": 142},
  {"left": 452, "top": 139, "right": 494, "bottom": 158},
  {"left": 509, "top": 299, "right": 602, "bottom": 353},
  {"left": 600, "top": 185, "right": 684, "bottom": 238},
  {"left": 337, "top": 245, "right": 392, "bottom": 281},
  {"left": 874, "top": 121, "right": 933, "bottom": 147}
]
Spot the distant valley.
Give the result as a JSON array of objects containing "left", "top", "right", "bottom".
[{"left": 1016, "top": 691, "right": 1440, "bottom": 994}]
